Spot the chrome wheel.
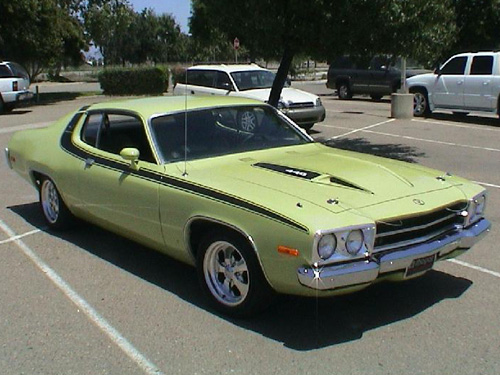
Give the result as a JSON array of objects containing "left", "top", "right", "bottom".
[
  {"left": 239, "top": 111, "right": 257, "bottom": 132},
  {"left": 413, "top": 91, "right": 428, "bottom": 117},
  {"left": 41, "top": 179, "right": 60, "bottom": 224},
  {"left": 203, "top": 240, "right": 250, "bottom": 306}
]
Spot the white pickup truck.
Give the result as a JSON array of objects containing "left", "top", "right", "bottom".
[
  {"left": 0, "top": 61, "right": 33, "bottom": 114},
  {"left": 407, "top": 52, "right": 500, "bottom": 118}
]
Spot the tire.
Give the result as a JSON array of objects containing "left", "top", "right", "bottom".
[
  {"left": 337, "top": 82, "right": 352, "bottom": 100},
  {"left": 39, "top": 177, "right": 74, "bottom": 230},
  {"left": 196, "top": 231, "right": 273, "bottom": 317},
  {"left": 300, "top": 123, "right": 314, "bottom": 132},
  {"left": 411, "top": 88, "right": 431, "bottom": 117},
  {"left": 370, "top": 94, "right": 383, "bottom": 101}
]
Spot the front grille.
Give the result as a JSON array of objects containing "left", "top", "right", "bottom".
[
  {"left": 374, "top": 201, "right": 467, "bottom": 251},
  {"left": 288, "top": 102, "right": 314, "bottom": 109}
]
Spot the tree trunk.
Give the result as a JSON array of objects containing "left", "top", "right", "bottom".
[{"left": 268, "top": 46, "right": 294, "bottom": 108}]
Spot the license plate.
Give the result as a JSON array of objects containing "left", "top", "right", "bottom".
[{"left": 405, "top": 254, "right": 436, "bottom": 277}]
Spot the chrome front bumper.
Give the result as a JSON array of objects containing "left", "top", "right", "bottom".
[{"left": 297, "top": 219, "right": 491, "bottom": 291}]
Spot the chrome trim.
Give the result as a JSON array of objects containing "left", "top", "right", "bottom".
[
  {"left": 375, "top": 212, "right": 458, "bottom": 238},
  {"left": 298, "top": 218, "right": 490, "bottom": 290},
  {"left": 5, "top": 147, "right": 12, "bottom": 169},
  {"left": 374, "top": 224, "right": 459, "bottom": 252}
]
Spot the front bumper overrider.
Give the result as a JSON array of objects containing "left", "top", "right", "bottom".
[{"left": 297, "top": 218, "right": 490, "bottom": 291}]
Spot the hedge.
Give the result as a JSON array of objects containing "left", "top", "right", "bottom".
[{"left": 98, "top": 66, "right": 168, "bottom": 96}]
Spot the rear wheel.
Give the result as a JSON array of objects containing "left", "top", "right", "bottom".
[
  {"left": 196, "top": 232, "right": 272, "bottom": 317},
  {"left": 39, "top": 177, "right": 74, "bottom": 230},
  {"left": 337, "top": 82, "right": 352, "bottom": 100},
  {"left": 411, "top": 88, "right": 431, "bottom": 117}
]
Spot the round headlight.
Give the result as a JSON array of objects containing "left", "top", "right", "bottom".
[
  {"left": 318, "top": 234, "right": 336, "bottom": 260},
  {"left": 346, "top": 230, "right": 364, "bottom": 255}
]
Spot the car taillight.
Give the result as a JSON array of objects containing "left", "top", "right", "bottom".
[{"left": 13, "top": 81, "right": 18, "bottom": 91}]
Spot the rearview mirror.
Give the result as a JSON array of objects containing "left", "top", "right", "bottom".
[{"left": 120, "top": 148, "right": 140, "bottom": 170}]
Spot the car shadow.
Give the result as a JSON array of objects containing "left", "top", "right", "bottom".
[
  {"left": 422, "top": 113, "right": 499, "bottom": 127},
  {"left": 315, "top": 136, "right": 426, "bottom": 163},
  {"left": 9, "top": 202, "right": 471, "bottom": 351}
]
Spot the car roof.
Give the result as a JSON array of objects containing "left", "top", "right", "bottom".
[
  {"left": 186, "top": 64, "right": 267, "bottom": 73},
  {"left": 85, "top": 95, "right": 265, "bottom": 118}
]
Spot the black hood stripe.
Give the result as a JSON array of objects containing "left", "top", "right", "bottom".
[{"left": 60, "top": 119, "right": 308, "bottom": 233}]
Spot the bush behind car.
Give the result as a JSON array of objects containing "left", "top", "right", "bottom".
[{"left": 98, "top": 66, "right": 168, "bottom": 96}]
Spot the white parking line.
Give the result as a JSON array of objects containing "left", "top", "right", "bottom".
[
  {"left": 0, "top": 220, "right": 165, "bottom": 375},
  {"left": 327, "top": 119, "right": 396, "bottom": 141},
  {"left": 0, "top": 228, "right": 41, "bottom": 245},
  {"left": 412, "top": 118, "right": 500, "bottom": 132},
  {"left": 447, "top": 259, "right": 500, "bottom": 279},
  {"left": 0, "top": 122, "right": 52, "bottom": 134},
  {"left": 362, "top": 129, "right": 500, "bottom": 153},
  {"left": 473, "top": 181, "right": 500, "bottom": 189}
]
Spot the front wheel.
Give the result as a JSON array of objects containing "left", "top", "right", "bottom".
[
  {"left": 197, "top": 232, "right": 272, "bottom": 317},
  {"left": 337, "top": 83, "right": 352, "bottom": 100},
  {"left": 411, "top": 89, "right": 431, "bottom": 117},
  {"left": 39, "top": 177, "right": 74, "bottom": 230}
]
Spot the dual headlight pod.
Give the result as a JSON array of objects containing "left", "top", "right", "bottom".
[
  {"left": 466, "top": 192, "right": 487, "bottom": 226},
  {"left": 315, "top": 225, "right": 375, "bottom": 263}
]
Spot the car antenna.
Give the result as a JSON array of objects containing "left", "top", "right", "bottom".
[{"left": 183, "top": 66, "right": 188, "bottom": 176}]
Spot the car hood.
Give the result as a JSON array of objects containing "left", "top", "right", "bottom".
[
  {"left": 173, "top": 143, "right": 468, "bottom": 228},
  {"left": 234, "top": 87, "right": 318, "bottom": 105}
]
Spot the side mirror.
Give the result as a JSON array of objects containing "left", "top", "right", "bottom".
[
  {"left": 120, "top": 147, "right": 140, "bottom": 170},
  {"left": 434, "top": 67, "right": 441, "bottom": 75}
]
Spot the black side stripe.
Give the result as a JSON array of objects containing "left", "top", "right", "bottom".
[{"left": 60, "top": 119, "right": 308, "bottom": 233}]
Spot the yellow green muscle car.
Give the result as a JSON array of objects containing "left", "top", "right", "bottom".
[{"left": 5, "top": 96, "right": 490, "bottom": 316}]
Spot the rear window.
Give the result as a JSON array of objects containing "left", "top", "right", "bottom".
[
  {"left": 0, "top": 65, "right": 12, "bottom": 78},
  {"left": 470, "top": 56, "right": 493, "bottom": 75}
]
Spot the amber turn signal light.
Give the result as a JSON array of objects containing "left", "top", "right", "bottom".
[{"left": 277, "top": 245, "right": 299, "bottom": 257}]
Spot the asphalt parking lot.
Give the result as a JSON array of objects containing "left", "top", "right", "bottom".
[{"left": 1, "top": 83, "right": 499, "bottom": 375}]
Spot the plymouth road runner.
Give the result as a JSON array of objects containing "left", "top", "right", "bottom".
[{"left": 5, "top": 96, "right": 490, "bottom": 316}]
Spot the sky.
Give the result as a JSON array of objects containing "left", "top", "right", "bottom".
[{"left": 129, "top": 0, "right": 192, "bottom": 33}]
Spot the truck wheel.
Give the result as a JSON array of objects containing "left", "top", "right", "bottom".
[
  {"left": 197, "top": 231, "right": 273, "bottom": 317},
  {"left": 411, "top": 88, "right": 431, "bottom": 117},
  {"left": 337, "top": 83, "right": 352, "bottom": 100}
]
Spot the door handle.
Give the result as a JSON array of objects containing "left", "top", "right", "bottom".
[
  {"left": 190, "top": 90, "right": 195, "bottom": 94},
  {"left": 457, "top": 80, "right": 463, "bottom": 85},
  {"left": 84, "top": 158, "right": 95, "bottom": 169},
  {"left": 483, "top": 81, "right": 490, "bottom": 86}
]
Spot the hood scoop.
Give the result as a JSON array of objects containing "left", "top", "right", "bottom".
[
  {"left": 254, "top": 162, "right": 321, "bottom": 180},
  {"left": 328, "top": 176, "right": 372, "bottom": 193},
  {"left": 253, "top": 162, "right": 372, "bottom": 193}
]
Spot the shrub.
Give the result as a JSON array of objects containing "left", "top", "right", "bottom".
[{"left": 98, "top": 66, "right": 168, "bottom": 96}]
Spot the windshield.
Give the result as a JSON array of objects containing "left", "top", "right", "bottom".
[
  {"left": 230, "top": 70, "right": 289, "bottom": 91},
  {"left": 150, "top": 105, "right": 310, "bottom": 163}
]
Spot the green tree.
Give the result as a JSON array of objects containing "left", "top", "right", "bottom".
[
  {"left": 450, "top": 0, "right": 500, "bottom": 54},
  {"left": 0, "top": 0, "right": 86, "bottom": 79},
  {"left": 190, "top": 0, "right": 456, "bottom": 106},
  {"left": 84, "top": 0, "right": 136, "bottom": 65}
]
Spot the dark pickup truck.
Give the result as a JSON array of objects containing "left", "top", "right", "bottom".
[{"left": 326, "top": 56, "right": 429, "bottom": 100}]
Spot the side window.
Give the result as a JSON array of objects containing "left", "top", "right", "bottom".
[
  {"left": 470, "top": 56, "right": 493, "bottom": 75},
  {"left": 81, "top": 113, "right": 103, "bottom": 147},
  {"left": 215, "top": 72, "right": 233, "bottom": 90},
  {"left": 81, "top": 113, "right": 156, "bottom": 163},
  {"left": 187, "top": 70, "right": 216, "bottom": 87},
  {"left": 440, "top": 57, "right": 467, "bottom": 75}
]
